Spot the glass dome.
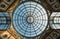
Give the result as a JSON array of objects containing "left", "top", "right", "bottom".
[{"left": 13, "top": 1, "right": 48, "bottom": 37}]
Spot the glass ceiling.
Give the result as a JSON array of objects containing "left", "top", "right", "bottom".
[
  {"left": 0, "top": 12, "right": 10, "bottom": 30},
  {"left": 13, "top": 1, "right": 48, "bottom": 37}
]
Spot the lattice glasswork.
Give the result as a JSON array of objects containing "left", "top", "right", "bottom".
[
  {"left": 50, "top": 12, "right": 60, "bottom": 29},
  {"left": 13, "top": 1, "right": 48, "bottom": 37},
  {"left": 0, "top": 12, "right": 11, "bottom": 30}
]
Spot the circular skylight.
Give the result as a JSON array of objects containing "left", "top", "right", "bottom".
[{"left": 13, "top": 1, "right": 48, "bottom": 37}]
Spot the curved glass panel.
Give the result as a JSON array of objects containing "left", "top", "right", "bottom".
[
  {"left": 0, "top": 12, "right": 11, "bottom": 30},
  {"left": 50, "top": 12, "right": 60, "bottom": 29}
]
